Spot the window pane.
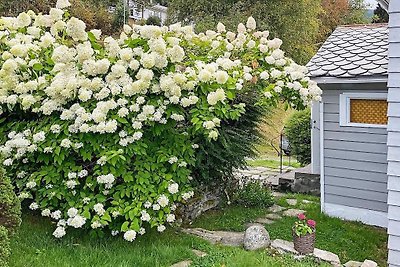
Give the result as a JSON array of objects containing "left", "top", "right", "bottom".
[{"left": 350, "top": 99, "right": 388, "bottom": 125}]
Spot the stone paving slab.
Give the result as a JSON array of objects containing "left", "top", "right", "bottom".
[
  {"left": 192, "top": 249, "right": 207, "bottom": 257},
  {"left": 264, "top": 213, "right": 282, "bottom": 220},
  {"left": 254, "top": 218, "right": 275, "bottom": 224},
  {"left": 271, "top": 239, "right": 298, "bottom": 254},
  {"left": 286, "top": 199, "right": 298, "bottom": 206},
  {"left": 314, "top": 248, "right": 341, "bottom": 265},
  {"left": 182, "top": 228, "right": 244, "bottom": 246},
  {"left": 361, "top": 260, "right": 378, "bottom": 267},
  {"left": 268, "top": 204, "right": 286, "bottom": 213},
  {"left": 283, "top": 209, "right": 306, "bottom": 217},
  {"left": 271, "top": 239, "right": 341, "bottom": 265},
  {"left": 170, "top": 260, "right": 192, "bottom": 267},
  {"left": 344, "top": 261, "right": 363, "bottom": 267}
]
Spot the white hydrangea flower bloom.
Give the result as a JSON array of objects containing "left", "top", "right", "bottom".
[
  {"left": 168, "top": 183, "right": 179, "bottom": 194},
  {"left": 157, "top": 224, "right": 166, "bottom": 232},
  {"left": 56, "top": 0, "right": 71, "bottom": 9},
  {"left": 53, "top": 226, "right": 66, "bottom": 238},
  {"left": 29, "top": 202, "right": 39, "bottom": 210},
  {"left": 123, "top": 230, "right": 137, "bottom": 242}
]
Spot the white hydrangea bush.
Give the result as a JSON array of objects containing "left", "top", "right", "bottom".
[{"left": 0, "top": 0, "right": 321, "bottom": 241}]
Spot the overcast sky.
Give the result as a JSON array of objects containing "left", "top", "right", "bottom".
[{"left": 365, "top": 0, "right": 378, "bottom": 8}]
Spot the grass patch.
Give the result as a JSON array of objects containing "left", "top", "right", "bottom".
[
  {"left": 190, "top": 206, "right": 266, "bottom": 232},
  {"left": 10, "top": 212, "right": 329, "bottom": 267},
  {"left": 9, "top": 194, "right": 387, "bottom": 266},
  {"left": 270, "top": 194, "right": 388, "bottom": 266},
  {"left": 191, "top": 194, "right": 388, "bottom": 266},
  {"left": 247, "top": 159, "right": 301, "bottom": 169}
]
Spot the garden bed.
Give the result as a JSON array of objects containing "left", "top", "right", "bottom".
[{"left": 10, "top": 193, "right": 387, "bottom": 267}]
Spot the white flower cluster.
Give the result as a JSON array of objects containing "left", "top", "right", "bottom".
[{"left": 0, "top": 0, "right": 321, "bottom": 242}]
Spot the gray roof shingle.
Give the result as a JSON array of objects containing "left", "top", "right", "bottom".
[{"left": 306, "top": 24, "right": 388, "bottom": 79}]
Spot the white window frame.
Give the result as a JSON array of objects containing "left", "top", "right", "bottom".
[{"left": 339, "top": 92, "right": 388, "bottom": 128}]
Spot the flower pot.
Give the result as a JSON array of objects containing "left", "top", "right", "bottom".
[{"left": 293, "top": 231, "right": 315, "bottom": 254}]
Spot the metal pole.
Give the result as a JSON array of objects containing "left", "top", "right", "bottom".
[
  {"left": 123, "top": 0, "right": 126, "bottom": 24},
  {"left": 280, "top": 133, "right": 283, "bottom": 174}
]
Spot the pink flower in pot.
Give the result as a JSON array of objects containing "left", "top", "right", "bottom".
[
  {"left": 307, "top": 219, "right": 316, "bottom": 228},
  {"left": 297, "top": 213, "right": 306, "bottom": 220}
]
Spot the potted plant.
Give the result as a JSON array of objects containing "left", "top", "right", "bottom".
[{"left": 293, "top": 213, "right": 316, "bottom": 254}]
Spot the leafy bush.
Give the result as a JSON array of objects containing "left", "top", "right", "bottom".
[
  {"left": 0, "top": 160, "right": 21, "bottom": 267},
  {"left": 0, "top": 160, "right": 21, "bottom": 233},
  {"left": 285, "top": 108, "right": 311, "bottom": 165},
  {"left": 233, "top": 181, "right": 274, "bottom": 208},
  {"left": 146, "top": 16, "right": 162, "bottom": 26},
  {"left": 0, "top": 226, "right": 10, "bottom": 267},
  {"left": 0, "top": 0, "right": 321, "bottom": 241}
]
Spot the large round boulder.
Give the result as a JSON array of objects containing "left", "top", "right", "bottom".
[{"left": 243, "top": 224, "right": 271, "bottom": 250}]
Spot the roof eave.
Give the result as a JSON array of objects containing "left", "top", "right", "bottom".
[
  {"left": 377, "top": 0, "right": 389, "bottom": 12},
  {"left": 311, "top": 76, "right": 388, "bottom": 84}
]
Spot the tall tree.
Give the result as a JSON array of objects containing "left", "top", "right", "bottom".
[
  {"left": 317, "top": 0, "right": 369, "bottom": 45},
  {"left": 0, "top": 0, "right": 117, "bottom": 35},
  {"left": 372, "top": 3, "right": 389, "bottom": 23},
  {"left": 168, "top": 0, "right": 322, "bottom": 65}
]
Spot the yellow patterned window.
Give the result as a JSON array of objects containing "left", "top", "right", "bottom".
[
  {"left": 349, "top": 99, "right": 388, "bottom": 125},
  {"left": 340, "top": 93, "right": 387, "bottom": 128}
]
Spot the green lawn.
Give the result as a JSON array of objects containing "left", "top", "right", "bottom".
[
  {"left": 246, "top": 159, "right": 301, "bottom": 169},
  {"left": 10, "top": 211, "right": 327, "bottom": 267},
  {"left": 9, "top": 194, "right": 387, "bottom": 267},
  {"left": 192, "top": 194, "right": 388, "bottom": 266}
]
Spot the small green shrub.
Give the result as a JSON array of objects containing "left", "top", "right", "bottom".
[
  {"left": 146, "top": 16, "right": 162, "bottom": 26},
  {"left": 0, "top": 160, "right": 20, "bottom": 267},
  {"left": 233, "top": 181, "right": 274, "bottom": 208},
  {"left": 0, "top": 226, "right": 10, "bottom": 267},
  {"left": 285, "top": 108, "right": 311, "bottom": 166},
  {"left": 0, "top": 165, "right": 21, "bottom": 234}
]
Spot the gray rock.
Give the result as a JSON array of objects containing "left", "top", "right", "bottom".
[
  {"left": 192, "top": 249, "right": 207, "bottom": 257},
  {"left": 243, "top": 225, "right": 271, "bottom": 251},
  {"left": 182, "top": 228, "right": 244, "bottom": 246},
  {"left": 255, "top": 218, "right": 275, "bottom": 224},
  {"left": 302, "top": 200, "right": 313, "bottom": 204},
  {"left": 286, "top": 199, "right": 298, "bottom": 206},
  {"left": 313, "top": 248, "right": 341, "bottom": 265},
  {"left": 264, "top": 213, "right": 282, "bottom": 220},
  {"left": 268, "top": 204, "right": 286, "bottom": 213},
  {"left": 271, "top": 239, "right": 298, "bottom": 254},
  {"left": 178, "top": 190, "right": 221, "bottom": 223},
  {"left": 361, "top": 260, "right": 378, "bottom": 267},
  {"left": 292, "top": 167, "right": 320, "bottom": 196},
  {"left": 272, "top": 191, "right": 286, "bottom": 198},
  {"left": 245, "top": 223, "right": 264, "bottom": 228},
  {"left": 170, "top": 260, "right": 192, "bottom": 267},
  {"left": 283, "top": 209, "right": 306, "bottom": 217},
  {"left": 344, "top": 261, "right": 363, "bottom": 267}
]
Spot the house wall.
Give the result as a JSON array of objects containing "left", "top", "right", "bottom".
[
  {"left": 319, "top": 82, "right": 388, "bottom": 227},
  {"left": 311, "top": 101, "right": 320, "bottom": 174},
  {"left": 387, "top": 1, "right": 400, "bottom": 266}
]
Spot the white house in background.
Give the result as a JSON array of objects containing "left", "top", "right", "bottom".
[
  {"left": 128, "top": 1, "right": 168, "bottom": 24},
  {"left": 309, "top": 0, "right": 399, "bottom": 266},
  {"left": 108, "top": 1, "right": 168, "bottom": 25}
]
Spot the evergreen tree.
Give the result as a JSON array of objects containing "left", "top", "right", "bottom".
[{"left": 372, "top": 3, "right": 389, "bottom": 23}]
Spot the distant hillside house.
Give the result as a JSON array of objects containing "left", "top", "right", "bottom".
[
  {"left": 108, "top": 1, "right": 168, "bottom": 25},
  {"left": 128, "top": 1, "right": 168, "bottom": 25}
]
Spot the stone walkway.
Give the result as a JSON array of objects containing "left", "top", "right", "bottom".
[
  {"left": 233, "top": 164, "right": 297, "bottom": 187},
  {"left": 172, "top": 193, "right": 378, "bottom": 267}
]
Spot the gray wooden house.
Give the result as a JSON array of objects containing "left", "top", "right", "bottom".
[{"left": 309, "top": 1, "right": 400, "bottom": 265}]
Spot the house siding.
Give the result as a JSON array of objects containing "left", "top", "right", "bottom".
[
  {"left": 388, "top": 1, "right": 400, "bottom": 266},
  {"left": 320, "top": 87, "right": 389, "bottom": 215}
]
